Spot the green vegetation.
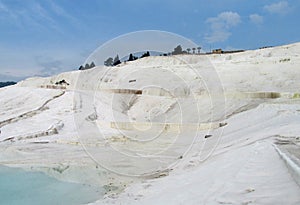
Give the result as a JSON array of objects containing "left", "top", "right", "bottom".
[
  {"left": 104, "top": 51, "right": 150, "bottom": 67},
  {"left": 279, "top": 58, "right": 291, "bottom": 63},
  {"left": 292, "top": 93, "right": 300, "bottom": 98},
  {"left": 78, "top": 62, "right": 96, "bottom": 70}
]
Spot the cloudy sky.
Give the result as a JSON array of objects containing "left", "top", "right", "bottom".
[{"left": 0, "top": 0, "right": 299, "bottom": 81}]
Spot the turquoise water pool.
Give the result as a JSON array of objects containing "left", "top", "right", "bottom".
[{"left": 0, "top": 165, "right": 102, "bottom": 205}]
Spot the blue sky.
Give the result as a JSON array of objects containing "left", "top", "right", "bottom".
[{"left": 0, "top": 0, "right": 299, "bottom": 81}]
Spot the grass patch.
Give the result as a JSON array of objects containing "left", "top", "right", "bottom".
[{"left": 293, "top": 93, "right": 300, "bottom": 98}]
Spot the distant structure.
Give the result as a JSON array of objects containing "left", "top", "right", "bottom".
[
  {"left": 210, "top": 48, "right": 245, "bottom": 54},
  {"left": 212, "top": 49, "right": 223, "bottom": 54}
]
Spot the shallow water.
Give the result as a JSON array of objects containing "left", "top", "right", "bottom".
[{"left": 0, "top": 165, "right": 102, "bottom": 205}]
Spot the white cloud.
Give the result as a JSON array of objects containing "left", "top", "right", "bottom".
[
  {"left": 205, "top": 11, "right": 241, "bottom": 43},
  {"left": 0, "top": 1, "right": 80, "bottom": 32},
  {"left": 0, "top": 1, "right": 7, "bottom": 11},
  {"left": 249, "top": 14, "right": 264, "bottom": 25},
  {"left": 264, "top": 1, "right": 291, "bottom": 15},
  {"left": 0, "top": 1, "right": 19, "bottom": 23},
  {"left": 47, "top": 0, "right": 80, "bottom": 26},
  {"left": 0, "top": 46, "right": 83, "bottom": 81},
  {"left": 0, "top": 1, "right": 54, "bottom": 30}
]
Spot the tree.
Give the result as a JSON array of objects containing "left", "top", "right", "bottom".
[
  {"left": 128, "top": 53, "right": 134, "bottom": 61},
  {"left": 78, "top": 65, "right": 84, "bottom": 70},
  {"left": 187, "top": 48, "right": 191, "bottom": 54},
  {"left": 197, "top": 47, "right": 201, "bottom": 54},
  {"left": 84, "top": 63, "right": 90, "bottom": 69},
  {"left": 113, "top": 55, "right": 119, "bottom": 63},
  {"left": 172, "top": 45, "right": 183, "bottom": 55},
  {"left": 192, "top": 48, "right": 196, "bottom": 54},
  {"left": 104, "top": 57, "right": 113, "bottom": 66},
  {"left": 128, "top": 53, "right": 138, "bottom": 61},
  {"left": 141, "top": 51, "right": 150, "bottom": 58},
  {"left": 113, "top": 55, "right": 121, "bottom": 66},
  {"left": 90, "top": 62, "right": 96, "bottom": 68}
]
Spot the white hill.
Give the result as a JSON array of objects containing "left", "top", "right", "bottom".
[{"left": 0, "top": 42, "right": 300, "bottom": 204}]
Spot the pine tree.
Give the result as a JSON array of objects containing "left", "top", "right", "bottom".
[
  {"left": 104, "top": 57, "right": 113, "bottom": 66},
  {"left": 85, "top": 63, "right": 90, "bottom": 69},
  {"left": 172, "top": 45, "right": 183, "bottom": 55},
  {"left": 128, "top": 53, "right": 134, "bottom": 61},
  {"left": 90, "top": 62, "right": 96, "bottom": 68},
  {"left": 113, "top": 55, "right": 121, "bottom": 66}
]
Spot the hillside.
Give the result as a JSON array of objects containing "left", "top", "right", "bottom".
[{"left": 0, "top": 42, "right": 300, "bottom": 204}]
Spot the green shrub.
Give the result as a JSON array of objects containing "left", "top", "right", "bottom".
[
  {"left": 293, "top": 93, "right": 300, "bottom": 98},
  {"left": 279, "top": 58, "right": 291, "bottom": 63}
]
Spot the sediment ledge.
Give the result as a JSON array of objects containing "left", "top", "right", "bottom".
[
  {"left": 274, "top": 144, "right": 300, "bottom": 187},
  {"left": 97, "top": 121, "right": 226, "bottom": 132}
]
